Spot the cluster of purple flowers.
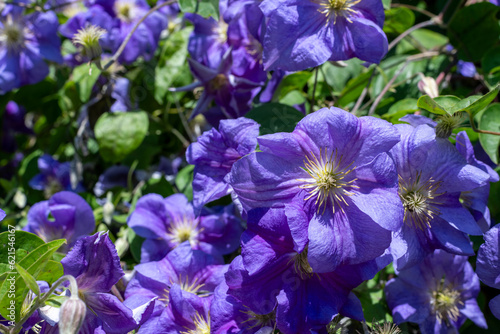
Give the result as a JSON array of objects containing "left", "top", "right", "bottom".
[
  {"left": 21, "top": 105, "right": 500, "bottom": 333},
  {"left": 5, "top": 1, "right": 500, "bottom": 333}
]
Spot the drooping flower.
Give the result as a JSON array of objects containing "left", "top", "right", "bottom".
[
  {"left": 225, "top": 206, "right": 381, "bottom": 334},
  {"left": 476, "top": 224, "right": 500, "bottom": 319},
  {"left": 389, "top": 124, "right": 491, "bottom": 270},
  {"left": 61, "top": 232, "right": 154, "bottom": 333},
  {"left": 29, "top": 154, "right": 85, "bottom": 198},
  {"left": 0, "top": 8, "right": 62, "bottom": 92},
  {"left": 124, "top": 242, "right": 227, "bottom": 330},
  {"left": 172, "top": 48, "right": 262, "bottom": 122},
  {"left": 455, "top": 131, "right": 499, "bottom": 233},
  {"left": 385, "top": 249, "right": 487, "bottom": 333},
  {"left": 186, "top": 117, "right": 260, "bottom": 213},
  {"left": 228, "top": 107, "right": 403, "bottom": 272},
  {"left": 259, "top": 0, "right": 388, "bottom": 71},
  {"left": 24, "top": 191, "right": 95, "bottom": 250},
  {"left": 128, "top": 193, "right": 243, "bottom": 262}
]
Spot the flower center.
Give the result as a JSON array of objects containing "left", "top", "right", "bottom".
[
  {"left": 292, "top": 246, "right": 314, "bottom": 279},
  {"left": 0, "top": 16, "right": 25, "bottom": 52},
  {"left": 181, "top": 312, "right": 211, "bottom": 334},
  {"left": 398, "top": 172, "right": 443, "bottom": 230},
  {"left": 315, "top": 0, "right": 361, "bottom": 24},
  {"left": 44, "top": 177, "right": 64, "bottom": 199},
  {"left": 208, "top": 74, "right": 229, "bottom": 91},
  {"left": 213, "top": 21, "right": 228, "bottom": 44},
  {"left": 115, "top": 1, "right": 136, "bottom": 22},
  {"left": 166, "top": 216, "right": 201, "bottom": 247},
  {"left": 240, "top": 307, "right": 276, "bottom": 329},
  {"left": 298, "top": 149, "right": 357, "bottom": 214},
  {"left": 431, "top": 283, "right": 463, "bottom": 324}
]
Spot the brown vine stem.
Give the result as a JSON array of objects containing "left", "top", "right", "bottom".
[
  {"left": 387, "top": 18, "right": 439, "bottom": 52},
  {"left": 368, "top": 51, "right": 440, "bottom": 116},
  {"left": 102, "top": 0, "right": 177, "bottom": 70},
  {"left": 469, "top": 113, "right": 500, "bottom": 136}
]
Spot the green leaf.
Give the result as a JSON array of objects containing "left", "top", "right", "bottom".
[
  {"left": 383, "top": 7, "right": 415, "bottom": 35},
  {"left": 278, "top": 72, "right": 313, "bottom": 100},
  {"left": 0, "top": 231, "right": 65, "bottom": 321},
  {"left": 178, "top": 0, "right": 219, "bottom": 19},
  {"left": 482, "top": 46, "right": 500, "bottom": 74},
  {"left": 417, "top": 95, "right": 448, "bottom": 115},
  {"left": 94, "top": 111, "right": 149, "bottom": 162},
  {"left": 396, "top": 29, "right": 448, "bottom": 54},
  {"left": 479, "top": 104, "right": 500, "bottom": 164},
  {"left": 37, "top": 260, "right": 64, "bottom": 285},
  {"left": 382, "top": 0, "right": 391, "bottom": 10},
  {"left": 72, "top": 63, "right": 101, "bottom": 103},
  {"left": 245, "top": 103, "right": 305, "bottom": 135},
  {"left": 433, "top": 96, "right": 461, "bottom": 110},
  {"left": 175, "top": 165, "right": 194, "bottom": 201},
  {"left": 322, "top": 59, "right": 363, "bottom": 93},
  {"left": 15, "top": 264, "right": 39, "bottom": 297},
  {"left": 452, "top": 85, "right": 500, "bottom": 117},
  {"left": 127, "top": 228, "right": 144, "bottom": 263},
  {"left": 448, "top": 2, "right": 500, "bottom": 62},
  {"left": 383, "top": 98, "right": 418, "bottom": 122},
  {"left": 155, "top": 28, "right": 192, "bottom": 103},
  {"left": 338, "top": 68, "right": 374, "bottom": 107}
]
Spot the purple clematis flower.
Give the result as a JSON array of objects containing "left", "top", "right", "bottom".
[
  {"left": 128, "top": 193, "right": 243, "bottom": 262},
  {"left": 111, "top": 77, "right": 135, "bottom": 112},
  {"left": 61, "top": 232, "right": 154, "bottom": 333},
  {"left": 385, "top": 249, "right": 487, "bottom": 333},
  {"left": 389, "top": 124, "right": 491, "bottom": 270},
  {"left": 94, "top": 165, "right": 134, "bottom": 197},
  {"left": 477, "top": 224, "right": 500, "bottom": 319},
  {"left": 228, "top": 107, "right": 403, "bottom": 272},
  {"left": 186, "top": 117, "right": 260, "bottom": 213},
  {"left": 24, "top": 191, "right": 95, "bottom": 250},
  {"left": 0, "top": 208, "right": 5, "bottom": 221},
  {"left": 259, "top": 0, "right": 388, "bottom": 71},
  {"left": 173, "top": 48, "right": 262, "bottom": 122},
  {"left": 211, "top": 280, "right": 276, "bottom": 334},
  {"left": 29, "top": 154, "right": 85, "bottom": 198},
  {"left": 155, "top": 284, "right": 213, "bottom": 334},
  {"left": 225, "top": 206, "right": 381, "bottom": 334},
  {"left": 0, "top": 7, "right": 62, "bottom": 92},
  {"left": 124, "top": 242, "right": 227, "bottom": 330},
  {"left": 455, "top": 131, "right": 499, "bottom": 233}
]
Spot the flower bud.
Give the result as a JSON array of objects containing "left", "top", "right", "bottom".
[
  {"left": 59, "top": 295, "right": 86, "bottom": 334},
  {"left": 72, "top": 25, "right": 106, "bottom": 61},
  {"left": 435, "top": 112, "right": 464, "bottom": 138},
  {"left": 418, "top": 76, "right": 439, "bottom": 98}
]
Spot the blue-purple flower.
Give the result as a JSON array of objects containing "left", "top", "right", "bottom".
[
  {"left": 477, "top": 224, "right": 500, "bottom": 320},
  {"left": 455, "top": 131, "right": 499, "bottom": 232},
  {"left": 259, "top": 0, "right": 388, "bottom": 71},
  {"left": 29, "top": 154, "right": 85, "bottom": 198},
  {"left": 173, "top": 49, "right": 262, "bottom": 122},
  {"left": 124, "top": 242, "right": 227, "bottom": 330},
  {"left": 0, "top": 8, "right": 62, "bottom": 92},
  {"left": 61, "top": 232, "right": 154, "bottom": 333},
  {"left": 24, "top": 191, "right": 95, "bottom": 250},
  {"left": 225, "top": 206, "right": 380, "bottom": 334},
  {"left": 128, "top": 193, "right": 243, "bottom": 262},
  {"left": 385, "top": 249, "right": 487, "bottom": 333},
  {"left": 389, "top": 124, "right": 491, "bottom": 270},
  {"left": 186, "top": 117, "right": 260, "bottom": 213},
  {"left": 228, "top": 107, "right": 403, "bottom": 272}
]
